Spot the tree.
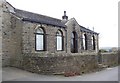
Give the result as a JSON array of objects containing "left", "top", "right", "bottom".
[{"left": 99, "top": 49, "right": 108, "bottom": 53}]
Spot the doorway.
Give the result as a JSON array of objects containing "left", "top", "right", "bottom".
[{"left": 71, "top": 31, "right": 78, "bottom": 53}]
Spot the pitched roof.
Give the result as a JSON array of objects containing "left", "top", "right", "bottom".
[
  {"left": 13, "top": 9, "right": 66, "bottom": 28},
  {"left": 80, "top": 25, "right": 99, "bottom": 34},
  {"left": 69, "top": 18, "right": 98, "bottom": 34},
  {"left": 11, "top": 8, "right": 98, "bottom": 34}
]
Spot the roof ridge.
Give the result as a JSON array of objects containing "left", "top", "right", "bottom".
[
  {"left": 15, "top": 8, "right": 62, "bottom": 21},
  {"left": 14, "top": 8, "right": 66, "bottom": 28},
  {"left": 79, "top": 25, "right": 91, "bottom": 31}
]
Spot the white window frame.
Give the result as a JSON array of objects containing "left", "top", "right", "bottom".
[
  {"left": 56, "top": 30, "right": 63, "bottom": 51},
  {"left": 35, "top": 27, "right": 45, "bottom": 51}
]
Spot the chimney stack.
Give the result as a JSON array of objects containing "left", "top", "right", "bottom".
[{"left": 62, "top": 11, "right": 68, "bottom": 21}]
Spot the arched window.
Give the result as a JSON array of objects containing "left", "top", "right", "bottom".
[
  {"left": 35, "top": 27, "right": 45, "bottom": 51},
  {"left": 71, "top": 31, "right": 78, "bottom": 53},
  {"left": 92, "top": 35, "right": 95, "bottom": 50},
  {"left": 56, "top": 30, "right": 63, "bottom": 51},
  {"left": 82, "top": 34, "right": 87, "bottom": 50}
]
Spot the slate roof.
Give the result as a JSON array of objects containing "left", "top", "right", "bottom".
[
  {"left": 80, "top": 25, "right": 99, "bottom": 34},
  {"left": 13, "top": 9, "right": 66, "bottom": 28},
  {"left": 12, "top": 8, "right": 98, "bottom": 34}
]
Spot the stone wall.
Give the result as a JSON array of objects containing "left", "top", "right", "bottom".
[
  {"left": 1, "top": 1, "right": 23, "bottom": 67},
  {"left": 65, "top": 18, "right": 99, "bottom": 54},
  {"left": 13, "top": 53, "right": 98, "bottom": 75},
  {"left": 10, "top": 52, "right": 118, "bottom": 75},
  {"left": 0, "top": 0, "right": 3, "bottom": 67},
  {"left": 2, "top": 1, "right": 12, "bottom": 66},
  {"left": 21, "top": 21, "right": 66, "bottom": 54},
  {"left": 1, "top": 0, "right": 118, "bottom": 76},
  {"left": 65, "top": 18, "right": 81, "bottom": 53},
  {"left": 98, "top": 52, "right": 118, "bottom": 67}
]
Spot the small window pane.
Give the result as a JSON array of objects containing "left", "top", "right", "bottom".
[
  {"left": 36, "top": 28, "right": 44, "bottom": 34},
  {"left": 57, "top": 30, "right": 62, "bottom": 36},
  {"left": 57, "top": 36, "right": 62, "bottom": 50},
  {"left": 36, "top": 35, "right": 43, "bottom": 50}
]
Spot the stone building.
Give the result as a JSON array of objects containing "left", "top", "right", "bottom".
[{"left": 1, "top": 0, "right": 100, "bottom": 74}]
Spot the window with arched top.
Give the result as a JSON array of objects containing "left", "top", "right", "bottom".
[
  {"left": 56, "top": 30, "right": 63, "bottom": 51},
  {"left": 35, "top": 27, "right": 46, "bottom": 51},
  {"left": 92, "top": 35, "right": 95, "bottom": 50},
  {"left": 82, "top": 33, "right": 87, "bottom": 50}
]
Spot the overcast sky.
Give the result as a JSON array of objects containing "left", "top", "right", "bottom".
[{"left": 6, "top": 0, "right": 118, "bottom": 48}]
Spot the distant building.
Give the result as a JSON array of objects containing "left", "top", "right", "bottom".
[{"left": 111, "top": 47, "right": 118, "bottom": 52}]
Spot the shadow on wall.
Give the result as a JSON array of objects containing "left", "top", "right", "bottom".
[{"left": 118, "top": 49, "right": 120, "bottom": 65}]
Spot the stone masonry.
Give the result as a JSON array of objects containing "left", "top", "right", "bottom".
[{"left": 1, "top": 0, "right": 118, "bottom": 75}]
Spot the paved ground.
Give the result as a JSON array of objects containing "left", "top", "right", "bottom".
[{"left": 2, "top": 66, "right": 119, "bottom": 81}]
